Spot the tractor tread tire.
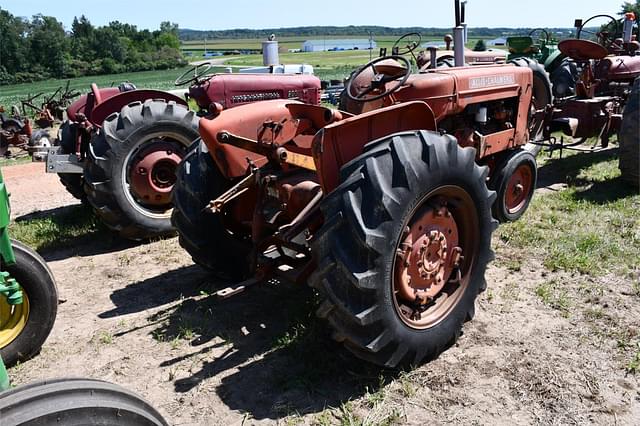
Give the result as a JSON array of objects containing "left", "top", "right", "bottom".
[
  {"left": 309, "top": 130, "right": 496, "bottom": 368},
  {"left": 84, "top": 99, "right": 199, "bottom": 240},
  {"left": 58, "top": 122, "right": 86, "bottom": 201},
  {"left": 171, "top": 142, "right": 251, "bottom": 280},
  {"left": 489, "top": 148, "right": 538, "bottom": 223},
  {"left": 619, "top": 77, "right": 639, "bottom": 187},
  {"left": 0, "top": 377, "right": 168, "bottom": 425},
  {"left": 0, "top": 240, "right": 58, "bottom": 366},
  {"left": 509, "top": 57, "right": 553, "bottom": 156},
  {"left": 550, "top": 58, "right": 579, "bottom": 98}
]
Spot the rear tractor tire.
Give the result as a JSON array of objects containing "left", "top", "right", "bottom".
[
  {"left": 84, "top": 99, "right": 199, "bottom": 240},
  {"left": 509, "top": 57, "right": 553, "bottom": 156},
  {"left": 0, "top": 378, "right": 168, "bottom": 425},
  {"left": 619, "top": 77, "right": 639, "bottom": 188},
  {"left": 0, "top": 240, "right": 58, "bottom": 366},
  {"left": 309, "top": 130, "right": 497, "bottom": 368},
  {"left": 171, "top": 141, "right": 252, "bottom": 280},
  {"left": 489, "top": 149, "right": 537, "bottom": 223}
]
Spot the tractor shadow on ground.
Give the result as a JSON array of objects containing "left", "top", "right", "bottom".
[
  {"left": 571, "top": 176, "right": 639, "bottom": 204},
  {"left": 98, "top": 264, "right": 212, "bottom": 319},
  {"left": 536, "top": 147, "right": 618, "bottom": 190},
  {"left": 146, "top": 275, "right": 397, "bottom": 420},
  {"left": 15, "top": 204, "right": 154, "bottom": 261}
]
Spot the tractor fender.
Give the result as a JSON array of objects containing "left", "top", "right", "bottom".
[
  {"left": 544, "top": 49, "right": 566, "bottom": 74},
  {"left": 90, "top": 89, "right": 188, "bottom": 128},
  {"left": 200, "top": 99, "right": 301, "bottom": 179},
  {"left": 312, "top": 101, "right": 437, "bottom": 193}
]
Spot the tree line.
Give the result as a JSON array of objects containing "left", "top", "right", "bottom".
[
  {"left": 179, "top": 26, "right": 577, "bottom": 41},
  {"left": 0, "top": 8, "right": 185, "bottom": 86}
]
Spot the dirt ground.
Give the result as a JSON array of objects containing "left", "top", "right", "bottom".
[{"left": 4, "top": 161, "right": 639, "bottom": 425}]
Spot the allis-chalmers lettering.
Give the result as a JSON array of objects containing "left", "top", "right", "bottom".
[{"left": 469, "top": 74, "right": 516, "bottom": 89}]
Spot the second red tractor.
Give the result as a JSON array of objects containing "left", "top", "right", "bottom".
[{"left": 171, "top": 1, "right": 547, "bottom": 367}]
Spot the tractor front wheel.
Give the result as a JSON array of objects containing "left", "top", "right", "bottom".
[
  {"left": 310, "top": 131, "right": 496, "bottom": 368},
  {"left": 0, "top": 240, "right": 58, "bottom": 366},
  {"left": 83, "top": 100, "right": 199, "bottom": 240},
  {"left": 489, "top": 149, "right": 537, "bottom": 223},
  {"left": 0, "top": 378, "right": 167, "bottom": 425}
]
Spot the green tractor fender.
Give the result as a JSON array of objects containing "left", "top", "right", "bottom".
[{"left": 544, "top": 49, "right": 567, "bottom": 74}]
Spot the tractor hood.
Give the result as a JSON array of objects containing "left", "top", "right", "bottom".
[
  {"left": 188, "top": 74, "right": 321, "bottom": 111},
  {"left": 595, "top": 55, "right": 640, "bottom": 82}
]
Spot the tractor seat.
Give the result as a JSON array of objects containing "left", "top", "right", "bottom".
[{"left": 558, "top": 39, "right": 608, "bottom": 61}]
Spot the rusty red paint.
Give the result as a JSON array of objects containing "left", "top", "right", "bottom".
[
  {"left": 312, "top": 101, "right": 437, "bottom": 193},
  {"left": 504, "top": 163, "right": 534, "bottom": 215},
  {"left": 395, "top": 205, "right": 461, "bottom": 304},
  {"left": 189, "top": 74, "right": 321, "bottom": 111}
]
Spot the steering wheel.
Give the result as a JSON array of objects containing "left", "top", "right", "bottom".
[
  {"left": 392, "top": 32, "right": 422, "bottom": 55},
  {"left": 528, "top": 28, "right": 550, "bottom": 44},
  {"left": 577, "top": 15, "right": 621, "bottom": 50},
  {"left": 346, "top": 56, "right": 411, "bottom": 102},
  {"left": 174, "top": 62, "right": 213, "bottom": 86}
]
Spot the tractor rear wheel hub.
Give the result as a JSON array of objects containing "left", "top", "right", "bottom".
[
  {"left": 129, "top": 141, "right": 183, "bottom": 207},
  {"left": 395, "top": 205, "right": 461, "bottom": 304}
]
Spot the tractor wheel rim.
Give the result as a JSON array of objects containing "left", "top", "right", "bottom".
[
  {"left": 122, "top": 133, "right": 189, "bottom": 218},
  {"left": 392, "top": 186, "right": 479, "bottom": 330},
  {"left": 505, "top": 164, "right": 533, "bottom": 214},
  {"left": 0, "top": 292, "right": 30, "bottom": 349}
]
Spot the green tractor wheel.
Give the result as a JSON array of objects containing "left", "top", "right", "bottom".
[{"left": 0, "top": 240, "right": 58, "bottom": 366}]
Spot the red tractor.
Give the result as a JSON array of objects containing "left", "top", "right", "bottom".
[
  {"left": 548, "top": 14, "right": 640, "bottom": 144},
  {"left": 171, "top": 1, "right": 546, "bottom": 368},
  {"left": 40, "top": 69, "right": 320, "bottom": 239}
]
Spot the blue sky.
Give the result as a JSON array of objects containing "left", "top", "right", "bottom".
[{"left": 2, "top": 1, "right": 623, "bottom": 30}]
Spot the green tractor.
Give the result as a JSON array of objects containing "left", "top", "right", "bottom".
[
  {"left": 0, "top": 170, "right": 58, "bottom": 368},
  {"left": 506, "top": 29, "right": 576, "bottom": 99},
  {"left": 507, "top": 29, "right": 564, "bottom": 70},
  {"left": 0, "top": 168, "right": 168, "bottom": 425}
]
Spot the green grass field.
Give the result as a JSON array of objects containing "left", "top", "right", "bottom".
[{"left": 0, "top": 67, "right": 198, "bottom": 110}]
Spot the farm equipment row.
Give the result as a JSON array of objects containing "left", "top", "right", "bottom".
[
  {"left": 168, "top": 6, "right": 639, "bottom": 368},
  {"left": 1, "top": 1, "right": 638, "bottom": 380}
]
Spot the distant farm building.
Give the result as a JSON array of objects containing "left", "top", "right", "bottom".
[
  {"left": 488, "top": 37, "right": 507, "bottom": 46},
  {"left": 421, "top": 41, "right": 447, "bottom": 49},
  {"left": 302, "top": 39, "right": 377, "bottom": 52}
]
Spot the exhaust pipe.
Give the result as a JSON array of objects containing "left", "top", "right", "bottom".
[{"left": 454, "top": 0, "right": 466, "bottom": 67}]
